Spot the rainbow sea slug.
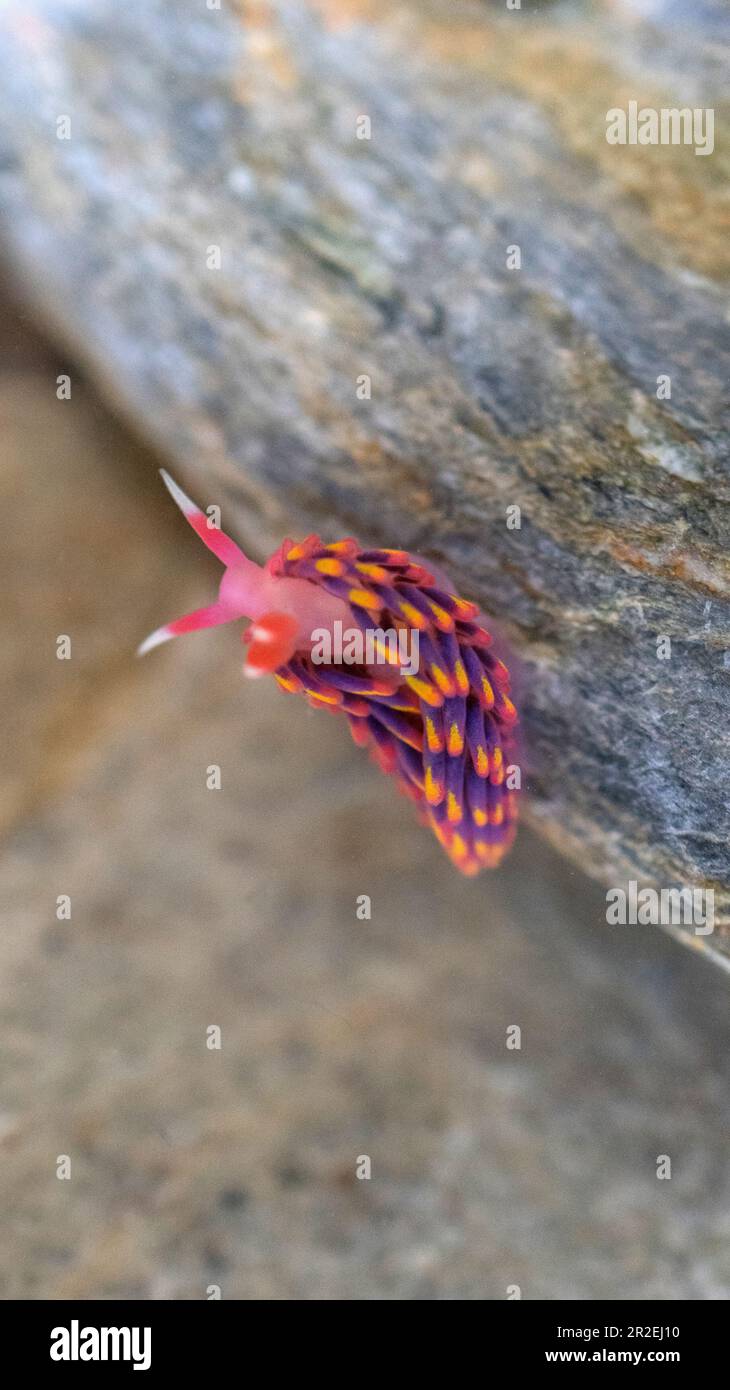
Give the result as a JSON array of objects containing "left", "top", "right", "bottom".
[{"left": 139, "top": 472, "right": 520, "bottom": 875}]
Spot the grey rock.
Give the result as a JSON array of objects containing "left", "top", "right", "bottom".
[{"left": 0, "top": 0, "right": 728, "bottom": 959}]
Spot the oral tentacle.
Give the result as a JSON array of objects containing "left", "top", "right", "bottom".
[{"left": 137, "top": 600, "right": 237, "bottom": 656}]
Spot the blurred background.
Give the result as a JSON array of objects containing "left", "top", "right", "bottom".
[
  {"left": 1, "top": 0, "right": 729, "bottom": 1300},
  {"left": 1, "top": 272, "right": 728, "bottom": 1299}
]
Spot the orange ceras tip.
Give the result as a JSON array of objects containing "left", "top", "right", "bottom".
[{"left": 139, "top": 471, "right": 520, "bottom": 875}]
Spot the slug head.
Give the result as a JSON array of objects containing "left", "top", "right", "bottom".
[{"left": 138, "top": 471, "right": 352, "bottom": 676}]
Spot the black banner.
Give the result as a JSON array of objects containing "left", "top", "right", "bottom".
[{"left": 1, "top": 1299, "right": 721, "bottom": 1374}]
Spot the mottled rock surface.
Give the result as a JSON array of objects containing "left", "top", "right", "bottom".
[
  {"left": 0, "top": 0, "right": 728, "bottom": 959},
  {"left": 1, "top": 289, "right": 729, "bottom": 1299}
]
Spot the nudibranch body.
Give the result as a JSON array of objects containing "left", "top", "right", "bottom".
[{"left": 140, "top": 472, "right": 519, "bottom": 875}]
